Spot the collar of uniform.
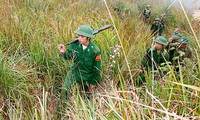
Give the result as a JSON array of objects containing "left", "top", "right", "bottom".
[
  {"left": 82, "top": 44, "right": 87, "bottom": 50},
  {"left": 79, "top": 41, "right": 92, "bottom": 52},
  {"left": 153, "top": 47, "right": 164, "bottom": 54},
  {"left": 87, "top": 41, "right": 93, "bottom": 52}
]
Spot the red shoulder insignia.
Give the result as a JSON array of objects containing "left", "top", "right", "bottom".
[{"left": 95, "top": 55, "right": 101, "bottom": 61}]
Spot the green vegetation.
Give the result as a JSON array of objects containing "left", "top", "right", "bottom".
[{"left": 0, "top": 0, "right": 199, "bottom": 119}]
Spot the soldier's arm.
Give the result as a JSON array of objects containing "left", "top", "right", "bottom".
[{"left": 63, "top": 44, "right": 75, "bottom": 60}]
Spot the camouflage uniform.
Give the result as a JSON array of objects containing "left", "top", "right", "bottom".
[{"left": 143, "top": 5, "right": 151, "bottom": 21}]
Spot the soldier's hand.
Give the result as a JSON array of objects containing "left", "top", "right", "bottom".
[
  {"left": 168, "top": 38, "right": 173, "bottom": 43},
  {"left": 90, "top": 84, "right": 96, "bottom": 90},
  {"left": 138, "top": 69, "right": 143, "bottom": 74},
  {"left": 58, "top": 44, "right": 66, "bottom": 54}
]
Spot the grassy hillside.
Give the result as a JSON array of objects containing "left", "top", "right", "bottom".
[{"left": 0, "top": 0, "right": 199, "bottom": 119}]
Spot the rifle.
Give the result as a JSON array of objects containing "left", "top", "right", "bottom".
[
  {"left": 161, "top": 0, "right": 177, "bottom": 16},
  {"left": 65, "top": 24, "right": 112, "bottom": 45}
]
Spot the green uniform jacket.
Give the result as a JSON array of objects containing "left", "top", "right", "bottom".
[
  {"left": 167, "top": 42, "right": 179, "bottom": 62},
  {"left": 141, "top": 47, "right": 169, "bottom": 71},
  {"left": 64, "top": 41, "right": 101, "bottom": 85},
  {"left": 151, "top": 22, "right": 164, "bottom": 36},
  {"left": 136, "top": 47, "right": 169, "bottom": 86},
  {"left": 173, "top": 46, "right": 192, "bottom": 66}
]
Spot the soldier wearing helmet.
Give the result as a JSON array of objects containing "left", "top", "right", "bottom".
[
  {"left": 136, "top": 36, "right": 169, "bottom": 86},
  {"left": 171, "top": 36, "right": 192, "bottom": 71},
  {"left": 151, "top": 17, "right": 164, "bottom": 36},
  {"left": 58, "top": 25, "right": 101, "bottom": 99},
  {"left": 143, "top": 5, "right": 151, "bottom": 22},
  {"left": 167, "top": 33, "right": 183, "bottom": 62}
]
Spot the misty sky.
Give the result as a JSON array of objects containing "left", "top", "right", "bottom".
[{"left": 167, "top": 0, "right": 200, "bottom": 12}]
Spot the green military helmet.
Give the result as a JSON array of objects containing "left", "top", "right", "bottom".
[
  {"left": 154, "top": 36, "right": 168, "bottom": 46},
  {"left": 173, "top": 33, "right": 183, "bottom": 40},
  {"left": 74, "top": 25, "right": 95, "bottom": 38},
  {"left": 155, "top": 17, "right": 161, "bottom": 21},
  {"left": 176, "top": 33, "right": 183, "bottom": 37},
  {"left": 178, "top": 36, "right": 190, "bottom": 45}
]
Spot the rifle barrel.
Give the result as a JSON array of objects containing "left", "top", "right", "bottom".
[{"left": 65, "top": 24, "right": 112, "bottom": 45}]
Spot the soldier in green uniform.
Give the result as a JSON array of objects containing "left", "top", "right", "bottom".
[
  {"left": 171, "top": 36, "right": 192, "bottom": 72},
  {"left": 151, "top": 17, "right": 164, "bottom": 36},
  {"left": 136, "top": 36, "right": 169, "bottom": 86},
  {"left": 58, "top": 25, "right": 101, "bottom": 98},
  {"left": 167, "top": 33, "right": 183, "bottom": 62}
]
